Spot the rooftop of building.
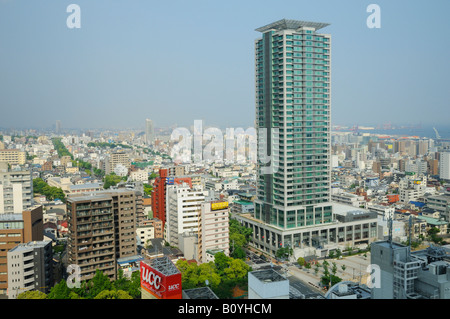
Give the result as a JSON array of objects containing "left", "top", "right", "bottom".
[
  {"left": 68, "top": 188, "right": 136, "bottom": 202},
  {"left": 255, "top": 19, "right": 330, "bottom": 33},
  {"left": 144, "top": 256, "right": 180, "bottom": 277},
  {"left": 250, "top": 269, "right": 287, "bottom": 283},
  {"left": 8, "top": 240, "right": 51, "bottom": 252},
  {"left": 183, "top": 287, "right": 219, "bottom": 299},
  {"left": 373, "top": 240, "right": 408, "bottom": 250},
  {"left": 416, "top": 215, "right": 447, "bottom": 226},
  {"left": 67, "top": 193, "right": 113, "bottom": 202},
  {"left": 233, "top": 199, "right": 254, "bottom": 206},
  {"left": 117, "top": 254, "right": 144, "bottom": 265},
  {"left": 69, "top": 182, "right": 102, "bottom": 190}
]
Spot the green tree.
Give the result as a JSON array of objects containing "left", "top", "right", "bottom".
[
  {"left": 103, "top": 173, "right": 122, "bottom": 189},
  {"left": 94, "top": 290, "right": 133, "bottom": 299},
  {"left": 321, "top": 274, "right": 342, "bottom": 289},
  {"left": 428, "top": 227, "right": 443, "bottom": 244},
  {"left": 176, "top": 259, "right": 221, "bottom": 290},
  {"left": 314, "top": 264, "right": 320, "bottom": 276},
  {"left": 230, "top": 232, "right": 247, "bottom": 253},
  {"left": 47, "top": 279, "right": 73, "bottom": 299},
  {"left": 143, "top": 183, "right": 153, "bottom": 196},
  {"left": 93, "top": 168, "right": 105, "bottom": 177},
  {"left": 223, "top": 258, "right": 250, "bottom": 281},
  {"left": 331, "top": 262, "right": 338, "bottom": 276},
  {"left": 297, "top": 257, "right": 306, "bottom": 268},
  {"left": 322, "top": 262, "right": 330, "bottom": 278},
  {"left": 231, "top": 246, "right": 246, "bottom": 260},
  {"left": 127, "top": 271, "right": 142, "bottom": 299},
  {"left": 32, "top": 178, "right": 66, "bottom": 202},
  {"left": 17, "top": 290, "right": 47, "bottom": 299},
  {"left": 276, "top": 247, "right": 293, "bottom": 260},
  {"left": 79, "top": 269, "right": 112, "bottom": 299}
]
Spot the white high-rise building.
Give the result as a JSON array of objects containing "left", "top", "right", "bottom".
[
  {"left": 198, "top": 201, "right": 229, "bottom": 263},
  {"left": 439, "top": 152, "right": 450, "bottom": 180},
  {"left": 145, "top": 119, "right": 155, "bottom": 146},
  {"left": 0, "top": 163, "right": 33, "bottom": 214},
  {"left": 165, "top": 183, "right": 207, "bottom": 247}
]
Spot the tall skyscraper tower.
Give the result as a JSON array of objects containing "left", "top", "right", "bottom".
[
  {"left": 55, "top": 120, "right": 61, "bottom": 134},
  {"left": 254, "top": 19, "right": 332, "bottom": 227},
  {"left": 145, "top": 118, "right": 155, "bottom": 146},
  {"left": 234, "top": 19, "right": 338, "bottom": 256}
]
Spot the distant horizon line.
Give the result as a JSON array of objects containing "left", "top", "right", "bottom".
[{"left": 0, "top": 122, "right": 448, "bottom": 132}]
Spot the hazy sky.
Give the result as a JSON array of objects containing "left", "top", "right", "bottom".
[{"left": 0, "top": 0, "right": 449, "bottom": 131}]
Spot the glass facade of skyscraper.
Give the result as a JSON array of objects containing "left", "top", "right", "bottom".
[{"left": 254, "top": 19, "right": 333, "bottom": 230}]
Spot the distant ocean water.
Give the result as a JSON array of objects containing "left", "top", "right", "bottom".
[{"left": 334, "top": 125, "right": 450, "bottom": 139}]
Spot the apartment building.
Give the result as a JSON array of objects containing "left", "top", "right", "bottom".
[
  {"left": 249, "top": 19, "right": 334, "bottom": 255},
  {"left": 0, "top": 163, "right": 33, "bottom": 214},
  {"left": 165, "top": 183, "right": 207, "bottom": 247},
  {"left": 0, "top": 149, "right": 26, "bottom": 165},
  {"left": 7, "top": 240, "right": 53, "bottom": 299},
  {"left": 151, "top": 168, "right": 192, "bottom": 229},
  {"left": 198, "top": 201, "right": 229, "bottom": 263},
  {"left": 426, "top": 194, "right": 450, "bottom": 222},
  {"left": 440, "top": 152, "right": 450, "bottom": 180},
  {"left": 371, "top": 241, "right": 450, "bottom": 299},
  {"left": 0, "top": 205, "right": 43, "bottom": 296},
  {"left": 105, "top": 151, "right": 130, "bottom": 176},
  {"left": 66, "top": 189, "right": 137, "bottom": 282},
  {"left": 139, "top": 218, "right": 163, "bottom": 238},
  {"left": 331, "top": 191, "right": 365, "bottom": 207}
]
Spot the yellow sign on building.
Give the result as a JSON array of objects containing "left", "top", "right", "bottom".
[{"left": 211, "top": 202, "right": 228, "bottom": 211}]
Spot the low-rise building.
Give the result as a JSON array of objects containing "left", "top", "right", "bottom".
[
  {"left": 0, "top": 149, "right": 26, "bottom": 165},
  {"left": 248, "top": 269, "right": 289, "bottom": 299}
]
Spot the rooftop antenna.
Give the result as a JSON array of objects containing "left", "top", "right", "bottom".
[
  {"left": 408, "top": 215, "right": 412, "bottom": 247},
  {"left": 388, "top": 215, "right": 393, "bottom": 249}
]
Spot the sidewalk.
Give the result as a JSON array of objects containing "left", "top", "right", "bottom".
[
  {"left": 287, "top": 254, "right": 372, "bottom": 291},
  {"left": 287, "top": 266, "right": 324, "bottom": 293}
]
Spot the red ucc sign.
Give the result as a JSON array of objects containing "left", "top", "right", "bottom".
[{"left": 140, "top": 260, "right": 182, "bottom": 299}]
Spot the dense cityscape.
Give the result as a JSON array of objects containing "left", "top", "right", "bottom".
[{"left": 0, "top": 2, "right": 449, "bottom": 308}]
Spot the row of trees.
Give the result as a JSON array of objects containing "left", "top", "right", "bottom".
[
  {"left": 52, "top": 138, "right": 73, "bottom": 159},
  {"left": 33, "top": 178, "right": 66, "bottom": 202},
  {"left": 72, "top": 159, "right": 105, "bottom": 178},
  {"left": 229, "top": 218, "right": 252, "bottom": 259},
  {"left": 18, "top": 269, "right": 141, "bottom": 299},
  {"left": 176, "top": 252, "right": 250, "bottom": 299},
  {"left": 297, "top": 257, "right": 343, "bottom": 289}
]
